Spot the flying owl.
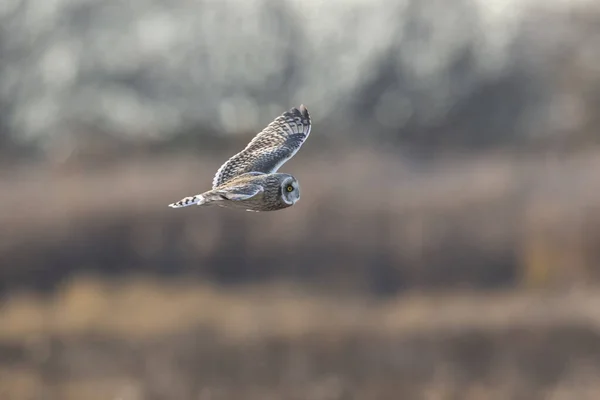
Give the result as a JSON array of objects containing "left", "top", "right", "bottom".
[{"left": 168, "top": 104, "right": 311, "bottom": 212}]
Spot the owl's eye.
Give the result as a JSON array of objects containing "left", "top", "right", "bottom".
[{"left": 286, "top": 185, "right": 294, "bottom": 192}]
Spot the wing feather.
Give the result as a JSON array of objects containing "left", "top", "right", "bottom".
[
  {"left": 216, "top": 184, "right": 263, "bottom": 201},
  {"left": 212, "top": 105, "right": 311, "bottom": 189}
]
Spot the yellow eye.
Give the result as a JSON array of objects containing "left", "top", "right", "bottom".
[{"left": 286, "top": 185, "right": 294, "bottom": 192}]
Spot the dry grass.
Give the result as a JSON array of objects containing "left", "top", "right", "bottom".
[
  {"left": 3, "top": 276, "right": 600, "bottom": 343},
  {"left": 3, "top": 279, "right": 600, "bottom": 399},
  {"left": 3, "top": 148, "right": 600, "bottom": 398}
]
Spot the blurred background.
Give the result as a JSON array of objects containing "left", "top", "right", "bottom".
[{"left": 1, "top": 0, "right": 600, "bottom": 399}]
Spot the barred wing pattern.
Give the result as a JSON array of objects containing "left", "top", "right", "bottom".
[{"left": 212, "top": 105, "right": 311, "bottom": 189}]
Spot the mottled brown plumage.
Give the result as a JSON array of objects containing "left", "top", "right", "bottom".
[{"left": 168, "top": 105, "right": 310, "bottom": 212}]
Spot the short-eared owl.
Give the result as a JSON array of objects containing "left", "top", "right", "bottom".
[{"left": 168, "top": 105, "right": 311, "bottom": 212}]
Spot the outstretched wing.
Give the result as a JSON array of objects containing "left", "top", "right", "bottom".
[{"left": 212, "top": 104, "right": 311, "bottom": 189}]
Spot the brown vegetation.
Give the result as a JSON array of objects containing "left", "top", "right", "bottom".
[
  {"left": 2, "top": 148, "right": 600, "bottom": 292},
  {"left": 2, "top": 279, "right": 600, "bottom": 399},
  {"left": 2, "top": 149, "right": 600, "bottom": 399}
]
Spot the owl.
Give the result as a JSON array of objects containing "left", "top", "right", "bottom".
[{"left": 168, "top": 104, "right": 311, "bottom": 212}]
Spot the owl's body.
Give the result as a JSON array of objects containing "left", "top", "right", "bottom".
[
  {"left": 168, "top": 105, "right": 310, "bottom": 212},
  {"left": 179, "top": 172, "right": 299, "bottom": 212}
]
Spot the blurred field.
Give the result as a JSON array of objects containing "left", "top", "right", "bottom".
[
  {"left": 3, "top": 278, "right": 600, "bottom": 400},
  {"left": 2, "top": 147, "right": 600, "bottom": 293},
  {"left": 2, "top": 149, "right": 600, "bottom": 399}
]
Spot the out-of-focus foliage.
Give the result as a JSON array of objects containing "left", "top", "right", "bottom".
[{"left": 1, "top": 0, "right": 599, "bottom": 160}]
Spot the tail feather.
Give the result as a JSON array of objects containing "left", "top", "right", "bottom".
[{"left": 168, "top": 194, "right": 205, "bottom": 208}]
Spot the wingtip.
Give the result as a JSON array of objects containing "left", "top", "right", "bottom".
[{"left": 298, "top": 104, "right": 309, "bottom": 119}]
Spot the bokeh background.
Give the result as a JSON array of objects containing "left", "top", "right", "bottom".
[{"left": 2, "top": 0, "right": 600, "bottom": 399}]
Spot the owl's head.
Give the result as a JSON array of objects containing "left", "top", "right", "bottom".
[{"left": 279, "top": 175, "right": 300, "bottom": 205}]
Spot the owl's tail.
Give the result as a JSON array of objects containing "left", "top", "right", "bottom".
[{"left": 168, "top": 193, "right": 206, "bottom": 208}]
